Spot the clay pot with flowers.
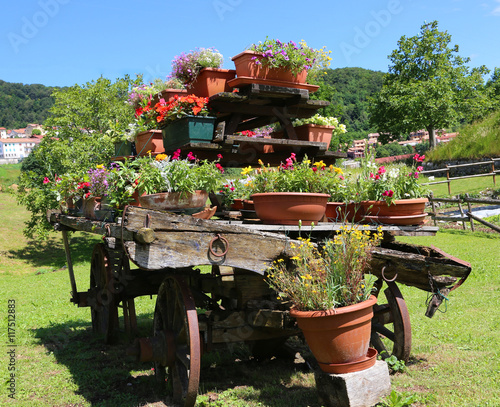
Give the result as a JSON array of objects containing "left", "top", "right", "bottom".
[
  {"left": 354, "top": 153, "right": 429, "bottom": 225},
  {"left": 171, "top": 47, "right": 235, "bottom": 97},
  {"left": 248, "top": 154, "right": 344, "bottom": 225},
  {"left": 135, "top": 150, "right": 224, "bottom": 215},
  {"left": 266, "top": 225, "right": 383, "bottom": 373},
  {"left": 231, "top": 38, "right": 331, "bottom": 89}
]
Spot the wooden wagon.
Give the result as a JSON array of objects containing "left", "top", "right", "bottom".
[
  {"left": 49, "top": 83, "right": 471, "bottom": 406},
  {"left": 50, "top": 205, "right": 471, "bottom": 407}
]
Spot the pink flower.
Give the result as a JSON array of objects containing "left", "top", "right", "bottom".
[
  {"left": 289, "top": 152, "right": 296, "bottom": 161},
  {"left": 382, "top": 190, "right": 394, "bottom": 197},
  {"left": 339, "top": 175, "right": 345, "bottom": 180},
  {"left": 374, "top": 174, "right": 380, "bottom": 181},
  {"left": 230, "top": 186, "right": 235, "bottom": 192},
  {"left": 370, "top": 172, "right": 375, "bottom": 179},
  {"left": 172, "top": 149, "right": 181, "bottom": 160},
  {"left": 43, "top": 177, "right": 50, "bottom": 184},
  {"left": 414, "top": 172, "right": 419, "bottom": 179},
  {"left": 186, "top": 152, "right": 196, "bottom": 161},
  {"left": 413, "top": 153, "right": 425, "bottom": 162},
  {"left": 217, "top": 154, "right": 223, "bottom": 159},
  {"left": 377, "top": 166, "right": 386, "bottom": 175},
  {"left": 216, "top": 163, "right": 224, "bottom": 174},
  {"left": 417, "top": 166, "right": 424, "bottom": 172}
]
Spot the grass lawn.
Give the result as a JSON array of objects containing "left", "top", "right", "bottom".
[{"left": 1, "top": 171, "right": 500, "bottom": 406}]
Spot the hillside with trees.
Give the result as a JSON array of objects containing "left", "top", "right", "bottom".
[
  {"left": 311, "top": 67, "right": 385, "bottom": 149},
  {"left": 0, "top": 80, "right": 59, "bottom": 128}
]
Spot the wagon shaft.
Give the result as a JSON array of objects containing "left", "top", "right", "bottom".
[{"left": 370, "top": 241, "right": 471, "bottom": 292}]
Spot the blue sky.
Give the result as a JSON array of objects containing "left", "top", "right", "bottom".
[{"left": 1, "top": 0, "right": 500, "bottom": 87}]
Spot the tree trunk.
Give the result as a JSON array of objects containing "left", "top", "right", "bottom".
[{"left": 427, "top": 126, "right": 436, "bottom": 149}]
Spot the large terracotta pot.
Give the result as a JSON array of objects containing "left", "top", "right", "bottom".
[
  {"left": 139, "top": 190, "right": 208, "bottom": 213},
  {"left": 251, "top": 192, "right": 329, "bottom": 225},
  {"left": 231, "top": 50, "right": 308, "bottom": 83},
  {"left": 360, "top": 198, "right": 428, "bottom": 225},
  {"left": 290, "top": 295, "right": 378, "bottom": 373},
  {"left": 188, "top": 68, "right": 236, "bottom": 97},
  {"left": 135, "top": 130, "right": 164, "bottom": 156},
  {"left": 292, "top": 124, "right": 334, "bottom": 145}
]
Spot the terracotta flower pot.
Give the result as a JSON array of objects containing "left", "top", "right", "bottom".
[
  {"left": 138, "top": 190, "right": 209, "bottom": 214},
  {"left": 230, "top": 199, "right": 244, "bottom": 211},
  {"left": 360, "top": 198, "right": 428, "bottom": 226},
  {"left": 232, "top": 50, "right": 308, "bottom": 83},
  {"left": 290, "top": 295, "right": 378, "bottom": 373},
  {"left": 251, "top": 192, "right": 329, "bottom": 225},
  {"left": 188, "top": 68, "right": 236, "bottom": 97},
  {"left": 135, "top": 130, "right": 164, "bottom": 156},
  {"left": 292, "top": 124, "right": 334, "bottom": 145}
]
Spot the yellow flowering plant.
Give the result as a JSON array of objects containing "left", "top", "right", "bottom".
[{"left": 266, "top": 226, "right": 383, "bottom": 311}]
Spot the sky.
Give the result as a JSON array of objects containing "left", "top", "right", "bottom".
[{"left": 1, "top": 0, "right": 500, "bottom": 87}]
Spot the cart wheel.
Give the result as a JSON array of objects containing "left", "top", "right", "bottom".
[
  {"left": 153, "top": 276, "right": 201, "bottom": 407},
  {"left": 90, "top": 243, "right": 119, "bottom": 344},
  {"left": 371, "top": 280, "right": 412, "bottom": 363}
]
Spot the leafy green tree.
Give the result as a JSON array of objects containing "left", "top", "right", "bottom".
[
  {"left": 17, "top": 75, "right": 138, "bottom": 239},
  {"left": 486, "top": 67, "right": 500, "bottom": 106},
  {"left": 370, "top": 21, "right": 491, "bottom": 148}
]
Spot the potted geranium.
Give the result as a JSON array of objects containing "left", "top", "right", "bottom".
[
  {"left": 232, "top": 38, "right": 331, "bottom": 85},
  {"left": 266, "top": 226, "right": 382, "bottom": 373},
  {"left": 353, "top": 153, "right": 430, "bottom": 225},
  {"left": 171, "top": 47, "right": 236, "bottom": 97},
  {"left": 135, "top": 150, "right": 224, "bottom": 214},
  {"left": 78, "top": 165, "right": 111, "bottom": 220},
  {"left": 248, "top": 154, "right": 343, "bottom": 225},
  {"left": 154, "top": 94, "right": 216, "bottom": 151}
]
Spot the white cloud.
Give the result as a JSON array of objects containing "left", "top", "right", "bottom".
[{"left": 491, "top": 0, "right": 500, "bottom": 15}]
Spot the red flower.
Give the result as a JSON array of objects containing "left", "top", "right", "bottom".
[
  {"left": 216, "top": 163, "right": 224, "bottom": 174},
  {"left": 217, "top": 154, "right": 223, "bottom": 159},
  {"left": 43, "top": 177, "right": 50, "bottom": 184},
  {"left": 382, "top": 190, "right": 394, "bottom": 197},
  {"left": 377, "top": 166, "right": 386, "bottom": 175}
]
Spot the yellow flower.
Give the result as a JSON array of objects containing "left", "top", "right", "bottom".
[
  {"left": 241, "top": 166, "right": 253, "bottom": 176},
  {"left": 96, "top": 164, "right": 104, "bottom": 169},
  {"left": 313, "top": 160, "right": 326, "bottom": 169},
  {"left": 156, "top": 153, "right": 168, "bottom": 161},
  {"left": 258, "top": 159, "right": 264, "bottom": 166},
  {"left": 334, "top": 167, "right": 343, "bottom": 175}
]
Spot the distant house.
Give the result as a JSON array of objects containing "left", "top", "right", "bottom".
[
  {"left": 0, "top": 137, "right": 41, "bottom": 159},
  {"left": 9, "top": 128, "right": 27, "bottom": 138},
  {"left": 437, "top": 132, "right": 458, "bottom": 143},
  {"left": 0, "top": 127, "right": 6, "bottom": 138}
]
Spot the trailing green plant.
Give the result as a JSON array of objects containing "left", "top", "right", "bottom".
[
  {"left": 379, "top": 390, "right": 418, "bottom": 407},
  {"left": 292, "top": 114, "right": 347, "bottom": 137}
]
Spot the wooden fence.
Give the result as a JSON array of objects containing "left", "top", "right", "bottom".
[
  {"left": 427, "top": 193, "right": 500, "bottom": 233},
  {"left": 421, "top": 158, "right": 500, "bottom": 194}
]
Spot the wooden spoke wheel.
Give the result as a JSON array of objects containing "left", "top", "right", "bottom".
[
  {"left": 370, "top": 280, "right": 412, "bottom": 362},
  {"left": 89, "top": 243, "right": 119, "bottom": 344},
  {"left": 153, "top": 276, "right": 201, "bottom": 407}
]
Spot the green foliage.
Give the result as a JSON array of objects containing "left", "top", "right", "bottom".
[
  {"left": 0, "top": 79, "right": 59, "bottom": 128},
  {"left": 370, "top": 21, "right": 491, "bottom": 148},
  {"left": 17, "top": 75, "right": 138, "bottom": 239},
  {"left": 311, "top": 67, "right": 384, "bottom": 134},
  {"left": 426, "top": 110, "right": 500, "bottom": 161},
  {"left": 380, "top": 353, "right": 407, "bottom": 373},
  {"left": 31, "top": 128, "right": 42, "bottom": 135},
  {"left": 380, "top": 390, "right": 418, "bottom": 407}
]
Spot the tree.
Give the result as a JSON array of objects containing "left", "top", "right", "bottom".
[
  {"left": 17, "top": 75, "right": 138, "bottom": 240},
  {"left": 486, "top": 67, "right": 500, "bottom": 106},
  {"left": 370, "top": 21, "right": 491, "bottom": 149}
]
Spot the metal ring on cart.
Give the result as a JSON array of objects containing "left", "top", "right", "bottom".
[
  {"left": 381, "top": 265, "right": 398, "bottom": 282},
  {"left": 209, "top": 234, "right": 229, "bottom": 257}
]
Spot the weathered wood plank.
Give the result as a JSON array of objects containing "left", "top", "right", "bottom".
[{"left": 122, "top": 206, "right": 295, "bottom": 272}]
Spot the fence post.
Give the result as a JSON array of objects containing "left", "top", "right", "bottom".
[
  {"left": 465, "top": 193, "right": 475, "bottom": 232},
  {"left": 446, "top": 165, "right": 451, "bottom": 195},
  {"left": 457, "top": 199, "right": 466, "bottom": 230},
  {"left": 429, "top": 192, "right": 437, "bottom": 226},
  {"left": 493, "top": 160, "right": 496, "bottom": 187}
]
